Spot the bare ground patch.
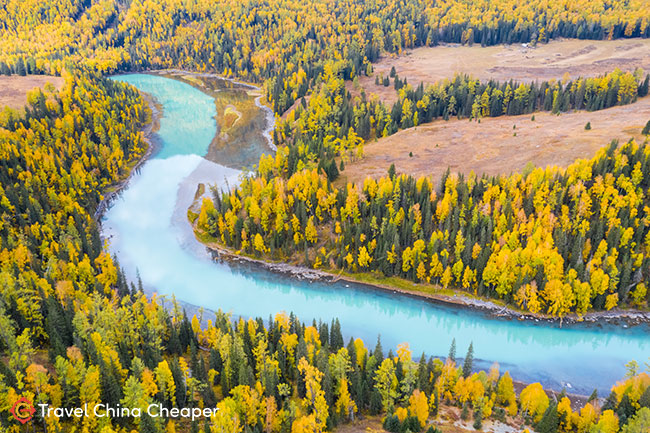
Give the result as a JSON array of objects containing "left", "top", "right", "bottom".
[
  {"left": 333, "top": 410, "right": 524, "bottom": 433},
  {"left": 340, "top": 97, "right": 650, "bottom": 186},
  {"left": 361, "top": 38, "right": 650, "bottom": 105},
  {"left": 0, "top": 75, "right": 64, "bottom": 110}
]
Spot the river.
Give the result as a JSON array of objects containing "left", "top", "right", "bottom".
[{"left": 103, "top": 73, "right": 649, "bottom": 395}]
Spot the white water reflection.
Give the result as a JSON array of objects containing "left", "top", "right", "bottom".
[{"left": 104, "top": 74, "right": 650, "bottom": 395}]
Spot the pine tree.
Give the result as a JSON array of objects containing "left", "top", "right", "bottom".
[
  {"left": 166, "top": 322, "right": 182, "bottom": 355},
  {"left": 369, "top": 388, "right": 383, "bottom": 415},
  {"left": 640, "top": 75, "right": 650, "bottom": 97},
  {"left": 140, "top": 412, "right": 161, "bottom": 433},
  {"left": 170, "top": 358, "right": 187, "bottom": 407},
  {"left": 388, "top": 163, "right": 396, "bottom": 179},
  {"left": 473, "top": 405, "right": 483, "bottom": 430},
  {"left": 137, "top": 269, "right": 144, "bottom": 293},
  {"left": 461, "top": 403, "right": 470, "bottom": 420},
  {"left": 642, "top": 120, "right": 650, "bottom": 135},
  {"left": 617, "top": 394, "right": 635, "bottom": 425},
  {"left": 330, "top": 318, "right": 344, "bottom": 350},
  {"left": 0, "top": 61, "right": 10, "bottom": 75},
  {"left": 15, "top": 57, "right": 26, "bottom": 76},
  {"left": 602, "top": 391, "right": 618, "bottom": 411},
  {"left": 536, "top": 402, "right": 559, "bottom": 433},
  {"left": 374, "top": 336, "right": 384, "bottom": 363},
  {"left": 99, "top": 360, "right": 123, "bottom": 408},
  {"left": 448, "top": 338, "right": 456, "bottom": 363},
  {"left": 639, "top": 386, "right": 650, "bottom": 409},
  {"left": 383, "top": 414, "right": 400, "bottom": 432},
  {"left": 462, "top": 342, "right": 474, "bottom": 378}
]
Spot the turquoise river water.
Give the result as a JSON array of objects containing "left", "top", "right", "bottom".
[{"left": 104, "top": 74, "right": 649, "bottom": 395}]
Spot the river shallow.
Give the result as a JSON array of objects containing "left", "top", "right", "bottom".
[{"left": 104, "top": 73, "right": 650, "bottom": 395}]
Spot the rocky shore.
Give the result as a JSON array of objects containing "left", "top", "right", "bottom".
[{"left": 203, "top": 242, "right": 650, "bottom": 328}]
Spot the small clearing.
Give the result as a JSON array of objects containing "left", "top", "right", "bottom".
[
  {"left": 0, "top": 75, "right": 64, "bottom": 110},
  {"left": 360, "top": 38, "right": 650, "bottom": 105},
  {"left": 341, "top": 97, "right": 650, "bottom": 186}
]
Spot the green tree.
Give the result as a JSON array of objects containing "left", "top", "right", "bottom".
[
  {"left": 462, "top": 342, "right": 474, "bottom": 378},
  {"left": 15, "top": 57, "right": 26, "bottom": 76},
  {"left": 642, "top": 120, "right": 650, "bottom": 135},
  {"left": 374, "top": 358, "right": 398, "bottom": 412},
  {"left": 622, "top": 407, "right": 650, "bottom": 433},
  {"left": 448, "top": 338, "right": 456, "bottom": 364},
  {"left": 537, "top": 402, "right": 559, "bottom": 433}
]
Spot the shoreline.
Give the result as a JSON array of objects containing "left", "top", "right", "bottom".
[
  {"left": 159, "top": 69, "right": 278, "bottom": 151},
  {"left": 98, "top": 70, "right": 650, "bottom": 328},
  {"left": 91, "top": 70, "right": 643, "bottom": 399},
  {"left": 94, "top": 91, "right": 161, "bottom": 221},
  {"left": 197, "top": 235, "right": 650, "bottom": 328}
]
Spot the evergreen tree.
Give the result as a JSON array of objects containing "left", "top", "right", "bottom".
[
  {"left": 462, "top": 342, "right": 474, "bottom": 378},
  {"left": 640, "top": 75, "right": 650, "bottom": 97},
  {"left": 166, "top": 321, "right": 182, "bottom": 355},
  {"left": 537, "top": 402, "right": 559, "bottom": 433},
  {"left": 388, "top": 163, "right": 396, "bottom": 179},
  {"left": 0, "top": 61, "right": 10, "bottom": 75},
  {"left": 330, "top": 318, "right": 344, "bottom": 350},
  {"left": 473, "top": 405, "right": 483, "bottom": 430},
  {"left": 642, "top": 120, "right": 650, "bottom": 135},
  {"left": 140, "top": 412, "right": 161, "bottom": 433},
  {"left": 448, "top": 338, "right": 456, "bottom": 363},
  {"left": 170, "top": 358, "right": 187, "bottom": 407},
  {"left": 15, "top": 57, "right": 26, "bottom": 76},
  {"left": 461, "top": 403, "right": 470, "bottom": 420},
  {"left": 617, "top": 394, "right": 635, "bottom": 425},
  {"left": 383, "top": 414, "right": 401, "bottom": 432},
  {"left": 99, "top": 360, "right": 123, "bottom": 409},
  {"left": 602, "top": 391, "right": 618, "bottom": 412},
  {"left": 374, "top": 335, "right": 384, "bottom": 363},
  {"left": 369, "top": 389, "right": 383, "bottom": 415},
  {"left": 640, "top": 386, "right": 650, "bottom": 409}
]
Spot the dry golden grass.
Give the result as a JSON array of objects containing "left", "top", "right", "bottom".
[
  {"left": 360, "top": 38, "right": 650, "bottom": 105},
  {"left": 0, "top": 75, "right": 64, "bottom": 110},
  {"left": 332, "top": 409, "right": 521, "bottom": 433},
  {"left": 223, "top": 105, "right": 242, "bottom": 129},
  {"left": 334, "top": 417, "right": 386, "bottom": 433},
  {"left": 340, "top": 97, "right": 650, "bottom": 186}
]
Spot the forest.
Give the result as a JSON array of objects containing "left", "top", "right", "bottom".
[
  {"left": 199, "top": 139, "right": 650, "bottom": 318},
  {"left": 198, "top": 59, "right": 650, "bottom": 318},
  {"left": 2, "top": 0, "right": 650, "bottom": 114},
  {"left": 2, "top": 0, "right": 650, "bottom": 431},
  {"left": 269, "top": 67, "right": 650, "bottom": 182},
  {"left": 2, "top": 76, "right": 643, "bottom": 433}
]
